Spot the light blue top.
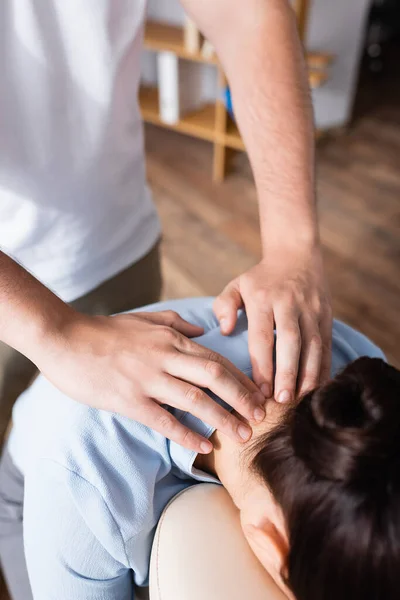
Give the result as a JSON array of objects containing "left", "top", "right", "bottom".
[{"left": 8, "top": 298, "right": 386, "bottom": 600}]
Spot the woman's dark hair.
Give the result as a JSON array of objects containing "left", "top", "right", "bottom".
[{"left": 251, "top": 357, "right": 400, "bottom": 600}]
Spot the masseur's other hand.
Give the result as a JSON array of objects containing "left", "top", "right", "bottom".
[
  {"left": 38, "top": 310, "right": 266, "bottom": 453},
  {"left": 214, "top": 241, "right": 332, "bottom": 403}
]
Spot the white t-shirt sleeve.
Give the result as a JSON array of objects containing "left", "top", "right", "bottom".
[{"left": 23, "top": 461, "right": 133, "bottom": 600}]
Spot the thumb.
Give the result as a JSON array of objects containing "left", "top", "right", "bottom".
[{"left": 213, "top": 280, "right": 243, "bottom": 335}]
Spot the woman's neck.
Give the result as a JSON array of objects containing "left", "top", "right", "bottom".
[{"left": 195, "top": 400, "right": 287, "bottom": 510}]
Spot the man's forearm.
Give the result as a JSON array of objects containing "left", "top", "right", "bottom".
[
  {"left": 0, "top": 251, "right": 72, "bottom": 362},
  {"left": 182, "top": 0, "right": 317, "bottom": 251}
]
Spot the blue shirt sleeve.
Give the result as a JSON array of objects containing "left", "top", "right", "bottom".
[{"left": 23, "top": 461, "right": 133, "bottom": 600}]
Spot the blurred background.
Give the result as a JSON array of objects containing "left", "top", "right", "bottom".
[
  {"left": 0, "top": 2, "right": 399, "bottom": 599},
  {"left": 139, "top": 0, "right": 400, "bottom": 367}
]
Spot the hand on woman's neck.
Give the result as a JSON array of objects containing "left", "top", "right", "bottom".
[{"left": 195, "top": 399, "right": 288, "bottom": 510}]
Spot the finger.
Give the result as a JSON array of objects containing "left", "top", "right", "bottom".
[
  {"left": 135, "top": 400, "right": 213, "bottom": 454},
  {"left": 165, "top": 353, "right": 265, "bottom": 425},
  {"left": 319, "top": 305, "right": 333, "bottom": 383},
  {"left": 246, "top": 300, "right": 275, "bottom": 398},
  {"left": 213, "top": 280, "right": 243, "bottom": 335},
  {"left": 140, "top": 310, "right": 204, "bottom": 337},
  {"left": 156, "top": 374, "right": 254, "bottom": 443},
  {"left": 273, "top": 306, "right": 301, "bottom": 404},
  {"left": 173, "top": 336, "right": 261, "bottom": 395},
  {"left": 297, "top": 314, "right": 323, "bottom": 397}
]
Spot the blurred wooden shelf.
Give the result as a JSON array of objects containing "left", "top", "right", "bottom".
[
  {"left": 140, "top": 86, "right": 247, "bottom": 152},
  {"left": 309, "top": 69, "right": 329, "bottom": 88},
  {"left": 141, "top": 7, "right": 334, "bottom": 182},
  {"left": 145, "top": 20, "right": 332, "bottom": 85},
  {"left": 307, "top": 51, "right": 334, "bottom": 68},
  {"left": 144, "top": 21, "right": 218, "bottom": 64},
  {"left": 140, "top": 87, "right": 217, "bottom": 142}
]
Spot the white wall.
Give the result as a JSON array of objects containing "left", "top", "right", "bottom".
[
  {"left": 141, "top": 0, "right": 373, "bottom": 128},
  {"left": 308, "top": 0, "right": 372, "bottom": 128}
]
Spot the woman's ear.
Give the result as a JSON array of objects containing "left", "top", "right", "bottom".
[{"left": 244, "top": 521, "right": 293, "bottom": 599}]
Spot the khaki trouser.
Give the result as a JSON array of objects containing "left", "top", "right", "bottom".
[{"left": 0, "top": 242, "right": 162, "bottom": 446}]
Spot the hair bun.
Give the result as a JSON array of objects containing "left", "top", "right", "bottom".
[{"left": 292, "top": 358, "right": 400, "bottom": 485}]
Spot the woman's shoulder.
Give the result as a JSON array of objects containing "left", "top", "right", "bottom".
[
  {"left": 11, "top": 374, "right": 172, "bottom": 494},
  {"left": 21, "top": 401, "right": 176, "bottom": 545},
  {"left": 331, "top": 319, "right": 386, "bottom": 375},
  {"left": 129, "top": 297, "right": 219, "bottom": 333}
]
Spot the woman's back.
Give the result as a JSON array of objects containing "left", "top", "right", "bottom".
[{"left": 6, "top": 297, "right": 387, "bottom": 599}]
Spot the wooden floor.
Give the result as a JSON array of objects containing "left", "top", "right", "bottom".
[
  {"left": 1, "top": 46, "right": 400, "bottom": 600},
  {"left": 146, "top": 56, "right": 400, "bottom": 368}
]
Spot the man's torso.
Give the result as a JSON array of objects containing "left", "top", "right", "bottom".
[{"left": 0, "top": 0, "right": 160, "bottom": 300}]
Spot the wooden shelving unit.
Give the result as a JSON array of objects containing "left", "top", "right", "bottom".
[
  {"left": 140, "top": 87, "right": 217, "bottom": 143},
  {"left": 144, "top": 21, "right": 218, "bottom": 65},
  {"left": 139, "top": 87, "right": 245, "bottom": 150},
  {"left": 140, "top": 3, "right": 333, "bottom": 182}
]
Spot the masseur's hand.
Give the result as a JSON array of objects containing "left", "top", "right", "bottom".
[
  {"left": 38, "top": 310, "right": 266, "bottom": 453},
  {"left": 214, "top": 241, "right": 332, "bottom": 403}
]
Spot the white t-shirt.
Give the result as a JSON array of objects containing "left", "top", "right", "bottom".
[{"left": 0, "top": 0, "right": 160, "bottom": 301}]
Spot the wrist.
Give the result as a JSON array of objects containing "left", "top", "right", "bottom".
[
  {"left": 258, "top": 189, "right": 319, "bottom": 250},
  {"left": 261, "top": 221, "right": 320, "bottom": 257},
  {"left": 20, "top": 299, "right": 78, "bottom": 367}
]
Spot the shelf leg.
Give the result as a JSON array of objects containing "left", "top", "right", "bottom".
[
  {"left": 212, "top": 66, "right": 229, "bottom": 183},
  {"left": 213, "top": 142, "right": 226, "bottom": 183},
  {"left": 294, "top": 0, "right": 311, "bottom": 42}
]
